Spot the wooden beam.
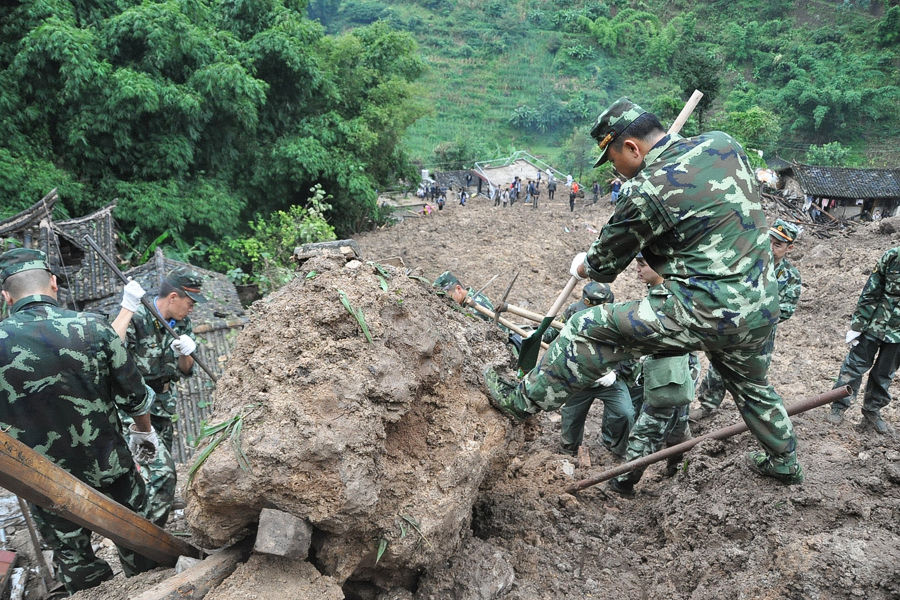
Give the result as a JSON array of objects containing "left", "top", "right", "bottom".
[
  {"left": 0, "top": 431, "right": 199, "bottom": 565},
  {"left": 131, "top": 541, "right": 250, "bottom": 600}
]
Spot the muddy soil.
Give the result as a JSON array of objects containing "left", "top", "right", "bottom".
[
  {"left": 64, "top": 189, "right": 899, "bottom": 599},
  {"left": 356, "top": 192, "right": 900, "bottom": 599}
]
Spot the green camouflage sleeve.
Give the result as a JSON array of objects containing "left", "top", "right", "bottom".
[
  {"left": 850, "top": 250, "right": 893, "bottom": 332},
  {"left": 778, "top": 265, "right": 801, "bottom": 322},
  {"left": 102, "top": 322, "right": 152, "bottom": 416},
  {"left": 584, "top": 190, "right": 656, "bottom": 282}
]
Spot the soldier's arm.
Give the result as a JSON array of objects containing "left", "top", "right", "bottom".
[
  {"left": 175, "top": 320, "right": 196, "bottom": 377},
  {"left": 110, "top": 308, "right": 134, "bottom": 341},
  {"left": 778, "top": 269, "right": 802, "bottom": 322},
  {"left": 850, "top": 252, "right": 890, "bottom": 332},
  {"left": 584, "top": 194, "right": 656, "bottom": 282},
  {"left": 103, "top": 323, "right": 154, "bottom": 417}
]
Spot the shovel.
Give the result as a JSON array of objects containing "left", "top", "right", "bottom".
[
  {"left": 515, "top": 89, "right": 704, "bottom": 374},
  {"left": 516, "top": 275, "right": 579, "bottom": 372}
]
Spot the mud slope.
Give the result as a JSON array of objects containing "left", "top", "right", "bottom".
[{"left": 357, "top": 194, "right": 900, "bottom": 599}]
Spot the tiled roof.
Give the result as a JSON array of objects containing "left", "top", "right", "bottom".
[
  {"left": 82, "top": 248, "right": 245, "bottom": 323},
  {"left": 792, "top": 165, "right": 900, "bottom": 200}
]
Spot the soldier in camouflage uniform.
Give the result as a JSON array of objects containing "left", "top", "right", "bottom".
[
  {"left": 541, "top": 283, "right": 634, "bottom": 457},
  {"left": 0, "top": 249, "right": 161, "bottom": 594},
  {"left": 608, "top": 256, "right": 700, "bottom": 496},
  {"left": 484, "top": 97, "right": 803, "bottom": 484},
  {"left": 433, "top": 271, "right": 497, "bottom": 318},
  {"left": 111, "top": 267, "right": 206, "bottom": 525},
  {"left": 826, "top": 246, "right": 900, "bottom": 435},
  {"left": 691, "top": 218, "right": 803, "bottom": 420}
]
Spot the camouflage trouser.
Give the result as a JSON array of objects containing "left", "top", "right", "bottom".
[
  {"left": 143, "top": 415, "right": 177, "bottom": 526},
  {"left": 697, "top": 365, "right": 727, "bottom": 409},
  {"left": 831, "top": 333, "right": 900, "bottom": 413},
  {"left": 560, "top": 379, "right": 633, "bottom": 457},
  {"left": 615, "top": 405, "right": 691, "bottom": 485},
  {"left": 30, "top": 468, "right": 160, "bottom": 594},
  {"left": 698, "top": 325, "right": 777, "bottom": 409},
  {"left": 509, "top": 296, "right": 798, "bottom": 467},
  {"left": 120, "top": 414, "right": 176, "bottom": 527}
]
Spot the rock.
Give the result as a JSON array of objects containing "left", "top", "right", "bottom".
[
  {"left": 294, "top": 239, "right": 361, "bottom": 264},
  {"left": 204, "top": 555, "right": 344, "bottom": 600},
  {"left": 415, "top": 537, "right": 515, "bottom": 600},
  {"left": 174, "top": 555, "right": 202, "bottom": 574},
  {"left": 254, "top": 508, "right": 313, "bottom": 560},
  {"left": 877, "top": 217, "right": 900, "bottom": 234},
  {"left": 377, "top": 590, "right": 414, "bottom": 600},
  {"left": 185, "top": 264, "right": 517, "bottom": 588}
]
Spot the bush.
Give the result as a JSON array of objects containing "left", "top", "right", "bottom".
[{"left": 207, "top": 184, "right": 337, "bottom": 294}]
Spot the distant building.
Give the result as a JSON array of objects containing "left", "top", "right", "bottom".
[{"left": 770, "top": 162, "right": 900, "bottom": 221}]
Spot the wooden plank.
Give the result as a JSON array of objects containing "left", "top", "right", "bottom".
[
  {"left": 0, "top": 431, "right": 199, "bottom": 564},
  {"left": 132, "top": 541, "right": 250, "bottom": 600}
]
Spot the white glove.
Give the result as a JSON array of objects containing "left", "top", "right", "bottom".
[
  {"left": 570, "top": 252, "right": 587, "bottom": 280},
  {"left": 596, "top": 371, "right": 617, "bottom": 387},
  {"left": 845, "top": 330, "right": 861, "bottom": 346},
  {"left": 171, "top": 334, "right": 196, "bottom": 356},
  {"left": 121, "top": 280, "right": 146, "bottom": 312},
  {"left": 128, "top": 424, "right": 159, "bottom": 463}
]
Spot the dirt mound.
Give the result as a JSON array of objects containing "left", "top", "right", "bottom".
[
  {"left": 359, "top": 198, "right": 900, "bottom": 599},
  {"left": 72, "top": 195, "right": 900, "bottom": 599},
  {"left": 205, "top": 555, "right": 344, "bottom": 600},
  {"left": 184, "top": 256, "right": 519, "bottom": 589}
]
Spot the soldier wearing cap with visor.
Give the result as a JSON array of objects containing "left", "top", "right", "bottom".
[
  {"left": 484, "top": 97, "right": 804, "bottom": 486},
  {"left": 0, "top": 248, "right": 161, "bottom": 593},
  {"left": 692, "top": 218, "right": 802, "bottom": 421},
  {"left": 112, "top": 266, "right": 207, "bottom": 524},
  {"left": 542, "top": 282, "right": 634, "bottom": 458},
  {"left": 826, "top": 246, "right": 900, "bottom": 435}
]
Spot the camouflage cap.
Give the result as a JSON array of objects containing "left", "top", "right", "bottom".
[
  {"left": 582, "top": 281, "right": 614, "bottom": 305},
  {"left": 590, "top": 97, "right": 648, "bottom": 167},
  {"left": 433, "top": 270, "right": 461, "bottom": 292},
  {"left": 166, "top": 267, "right": 207, "bottom": 303},
  {"left": 769, "top": 219, "right": 800, "bottom": 244},
  {"left": 0, "top": 248, "right": 51, "bottom": 284}
]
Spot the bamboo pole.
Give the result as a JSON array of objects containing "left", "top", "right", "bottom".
[
  {"left": 465, "top": 300, "right": 549, "bottom": 350},
  {"left": 565, "top": 386, "right": 852, "bottom": 494}
]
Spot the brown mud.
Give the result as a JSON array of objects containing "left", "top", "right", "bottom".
[{"left": 66, "top": 190, "right": 899, "bottom": 599}]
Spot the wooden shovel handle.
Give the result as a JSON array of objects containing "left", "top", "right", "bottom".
[
  {"left": 545, "top": 276, "right": 579, "bottom": 318},
  {"left": 668, "top": 89, "right": 703, "bottom": 136}
]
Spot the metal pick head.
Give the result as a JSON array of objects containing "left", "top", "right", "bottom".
[{"left": 494, "top": 271, "right": 519, "bottom": 325}]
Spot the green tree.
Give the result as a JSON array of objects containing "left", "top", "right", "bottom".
[
  {"left": 672, "top": 47, "right": 722, "bottom": 126},
  {"left": 558, "top": 128, "right": 597, "bottom": 181},
  {"left": 805, "top": 142, "right": 852, "bottom": 166},
  {"left": 717, "top": 106, "right": 782, "bottom": 159},
  {"left": 0, "top": 0, "right": 425, "bottom": 269}
]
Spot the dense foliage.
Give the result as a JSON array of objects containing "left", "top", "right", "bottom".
[
  {"left": 314, "top": 0, "right": 899, "bottom": 178},
  {"left": 0, "top": 0, "right": 426, "bottom": 281},
  {"left": 2, "top": 0, "right": 898, "bottom": 287}
]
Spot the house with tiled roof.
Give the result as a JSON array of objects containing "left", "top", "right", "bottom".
[
  {"left": 769, "top": 163, "right": 900, "bottom": 221},
  {"left": 1, "top": 192, "right": 248, "bottom": 462}
]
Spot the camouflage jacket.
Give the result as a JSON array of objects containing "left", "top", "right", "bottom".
[
  {"left": 543, "top": 299, "right": 590, "bottom": 343},
  {"left": 850, "top": 247, "right": 900, "bottom": 343},
  {"left": 774, "top": 257, "right": 801, "bottom": 322},
  {"left": 585, "top": 131, "right": 779, "bottom": 333},
  {"left": 0, "top": 295, "right": 151, "bottom": 487},
  {"left": 466, "top": 290, "right": 495, "bottom": 319},
  {"left": 125, "top": 302, "right": 194, "bottom": 418}
]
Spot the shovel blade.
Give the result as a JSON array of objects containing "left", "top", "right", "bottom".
[{"left": 517, "top": 316, "right": 553, "bottom": 372}]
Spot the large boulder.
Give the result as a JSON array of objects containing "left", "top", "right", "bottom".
[{"left": 185, "top": 259, "right": 518, "bottom": 589}]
